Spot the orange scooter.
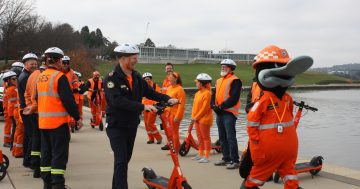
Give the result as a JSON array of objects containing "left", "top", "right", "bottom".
[
  {"left": 273, "top": 100, "right": 323, "bottom": 183},
  {"left": 179, "top": 123, "right": 221, "bottom": 157},
  {"left": 142, "top": 102, "right": 192, "bottom": 189},
  {"left": 0, "top": 149, "right": 9, "bottom": 181},
  {"left": 90, "top": 91, "right": 104, "bottom": 131}
]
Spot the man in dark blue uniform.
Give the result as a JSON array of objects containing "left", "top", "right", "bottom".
[{"left": 103, "top": 43, "right": 179, "bottom": 189}]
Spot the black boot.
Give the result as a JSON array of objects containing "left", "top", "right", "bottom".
[
  {"left": 52, "top": 184, "right": 70, "bottom": 189},
  {"left": 43, "top": 182, "right": 52, "bottom": 189},
  {"left": 33, "top": 168, "right": 41, "bottom": 178}
]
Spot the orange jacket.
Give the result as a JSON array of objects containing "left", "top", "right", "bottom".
[
  {"left": 37, "top": 69, "right": 69, "bottom": 129},
  {"left": 2, "top": 82, "right": 8, "bottom": 113},
  {"left": 166, "top": 84, "right": 186, "bottom": 120},
  {"left": 5, "top": 86, "right": 18, "bottom": 117},
  {"left": 247, "top": 91, "right": 294, "bottom": 142},
  {"left": 191, "top": 88, "right": 213, "bottom": 126},
  {"left": 25, "top": 70, "right": 41, "bottom": 113},
  {"left": 161, "top": 75, "right": 171, "bottom": 94},
  {"left": 215, "top": 74, "right": 241, "bottom": 116},
  {"left": 65, "top": 69, "right": 79, "bottom": 104},
  {"left": 251, "top": 82, "right": 263, "bottom": 102},
  {"left": 142, "top": 81, "right": 160, "bottom": 105},
  {"left": 87, "top": 78, "right": 102, "bottom": 99}
]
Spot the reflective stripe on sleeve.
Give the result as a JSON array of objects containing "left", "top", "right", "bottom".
[
  {"left": 31, "top": 151, "right": 41, "bottom": 156},
  {"left": 247, "top": 121, "right": 260, "bottom": 127},
  {"left": 40, "top": 167, "right": 51, "bottom": 172},
  {"left": 51, "top": 169, "right": 65, "bottom": 175}
]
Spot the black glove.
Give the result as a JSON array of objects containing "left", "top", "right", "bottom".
[
  {"left": 213, "top": 105, "right": 223, "bottom": 114},
  {"left": 245, "top": 102, "right": 254, "bottom": 114}
]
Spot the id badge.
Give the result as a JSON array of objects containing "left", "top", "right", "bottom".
[{"left": 277, "top": 123, "right": 284, "bottom": 133}]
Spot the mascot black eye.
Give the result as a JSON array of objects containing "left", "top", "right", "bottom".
[{"left": 275, "top": 63, "right": 285, "bottom": 68}]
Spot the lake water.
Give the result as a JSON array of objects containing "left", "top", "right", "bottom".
[{"left": 169, "top": 89, "right": 360, "bottom": 170}]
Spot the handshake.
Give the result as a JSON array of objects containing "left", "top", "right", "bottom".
[{"left": 144, "top": 98, "right": 179, "bottom": 112}]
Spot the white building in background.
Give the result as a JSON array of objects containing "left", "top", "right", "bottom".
[{"left": 138, "top": 46, "right": 256, "bottom": 64}]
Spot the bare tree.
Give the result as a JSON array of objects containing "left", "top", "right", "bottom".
[
  {"left": 0, "top": 0, "right": 9, "bottom": 23},
  {"left": 0, "top": 0, "right": 33, "bottom": 63}
]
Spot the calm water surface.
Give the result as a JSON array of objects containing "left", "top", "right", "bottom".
[{"left": 171, "top": 89, "right": 360, "bottom": 170}]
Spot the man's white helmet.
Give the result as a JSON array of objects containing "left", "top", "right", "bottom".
[
  {"left": 11, "top": 62, "right": 25, "bottom": 68},
  {"left": 220, "top": 59, "right": 236, "bottom": 68},
  {"left": 74, "top": 71, "right": 82, "bottom": 78},
  {"left": 39, "top": 64, "right": 46, "bottom": 70},
  {"left": 62, "top": 55, "right": 70, "bottom": 62},
  {"left": 114, "top": 44, "right": 139, "bottom": 55},
  {"left": 196, "top": 73, "right": 212, "bottom": 82},
  {"left": 22, "top": 53, "right": 38, "bottom": 63},
  {"left": 2, "top": 71, "right": 17, "bottom": 81},
  {"left": 142, "top": 72, "right": 153, "bottom": 79},
  {"left": 44, "top": 47, "right": 64, "bottom": 58}
]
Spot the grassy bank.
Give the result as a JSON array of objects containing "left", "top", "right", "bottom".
[{"left": 95, "top": 60, "right": 349, "bottom": 87}]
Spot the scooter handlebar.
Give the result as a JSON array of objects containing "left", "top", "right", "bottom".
[{"left": 293, "top": 101, "right": 318, "bottom": 112}]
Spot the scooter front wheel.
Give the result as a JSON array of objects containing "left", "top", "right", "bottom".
[
  {"left": 180, "top": 181, "right": 192, "bottom": 189},
  {"left": 273, "top": 172, "right": 280, "bottom": 183},
  {"left": 214, "top": 139, "right": 222, "bottom": 153},
  {"left": 179, "top": 141, "right": 190, "bottom": 156},
  {"left": 2, "top": 154, "right": 9, "bottom": 170},
  {"left": 0, "top": 164, "right": 6, "bottom": 181}
]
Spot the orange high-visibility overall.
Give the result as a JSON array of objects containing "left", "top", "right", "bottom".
[
  {"left": 65, "top": 69, "right": 79, "bottom": 126},
  {"left": 77, "top": 81, "right": 85, "bottom": 120},
  {"left": 192, "top": 87, "right": 213, "bottom": 158},
  {"left": 246, "top": 91, "right": 299, "bottom": 189},
  {"left": 87, "top": 78, "right": 102, "bottom": 124},
  {"left": 2, "top": 83, "right": 12, "bottom": 144},
  {"left": 161, "top": 75, "right": 171, "bottom": 94},
  {"left": 166, "top": 84, "right": 186, "bottom": 152},
  {"left": 6, "top": 86, "right": 23, "bottom": 157},
  {"left": 142, "top": 82, "right": 162, "bottom": 142}
]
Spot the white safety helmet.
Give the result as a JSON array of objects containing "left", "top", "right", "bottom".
[
  {"left": 142, "top": 72, "right": 153, "bottom": 79},
  {"left": 62, "top": 55, "right": 70, "bottom": 62},
  {"left": 2, "top": 71, "right": 17, "bottom": 81},
  {"left": 220, "top": 59, "right": 237, "bottom": 70},
  {"left": 196, "top": 73, "right": 212, "bottom": 82},
  {"left": 22, "top": 53, "right": 38, "bottom": 63},
  {"left": 74, "top": 71, "right": 82, "bottom": 78},
  {"left": 39, "top": 64, "right": 46, "bottom": 70},
  {"left": 114, "top": 44, "right": 139, "bottom": 57},
  {"left": 44, "top": 47, "right": 64, "bottom": 58},
  {"left": 11, "top": 62, "right": 25, "bottom": 68}
]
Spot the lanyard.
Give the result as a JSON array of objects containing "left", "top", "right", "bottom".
[{"left": 269, "top": 97, "right": 287, "bottom": 123}]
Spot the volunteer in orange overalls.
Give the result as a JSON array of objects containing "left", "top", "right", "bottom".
[
  {"left": 160, "top": 72, "right": 186, "bottom": 152},
  {"left": 74, "top": 71, "right": 85, "bottom": 121},
  {"left": 244, "top": 45, "right": 301, "bottom": 189},
  {"left": 161, "top": 62, "right": 174, "bottom": 94},
  {"left": 2, "top": 79, "right": 12, "bottom": 148},
  {"left": 190, "top": 73, "right": 213, "bottom": 163},
  {"left": 61, "top": 56, "right": 80, "bottom": 129},
  {"left": 23, "top": 64, "right": 46, "bottom": 178},
  {"left": 142, "top": 72, "right": 162, "bottom": 144},
  {"left": 3, "top": 71, "right": 23, "bottom": 157},
  {"left": 86, "top": 71, "right": 103, "bottom": 126}
]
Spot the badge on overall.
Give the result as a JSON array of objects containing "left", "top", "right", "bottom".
[
  {"left": 107, "top": 81, "right": 115, "bottom": 88},
  {"left": 277, "top": 123, "right": 284, "bottom": 133}
]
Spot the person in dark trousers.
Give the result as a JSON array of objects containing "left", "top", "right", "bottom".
[
  {"left": 211, "top": 59, "right": 242, "bottom": 169},
  {"left": 18, "top": 53, "right": 38, "bottom": 168},
  {"left": 37, "top": 47, "right": 83, "bottom": 189},
  {"left": 103, "top": 43, "right": 179, "bottom": 189}
]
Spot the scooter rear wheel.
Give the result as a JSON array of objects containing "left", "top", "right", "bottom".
[
  {"left": 273, "top": 172, "right": 280, "bottom": 183},
  {"left": 180, "top": 181, "right": 192, "bottom": 189},
  {"left": 309, "top": 156, "right": 323, "bottom": 175},
  {"left": 2, "top": 154, "right": 9, "bottom": 170},
  {"left": 179, "top": 141, "right": 190, "bottom": 156},
  {"left": 0, "top": 164, "right": 6, "bottom": 181}
]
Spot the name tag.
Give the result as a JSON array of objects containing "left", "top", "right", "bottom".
[{"left": 277, "top": 123, "right": 284, "bottom": 133}]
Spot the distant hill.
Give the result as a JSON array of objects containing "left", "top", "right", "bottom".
[{"left": 312, "top": 63, "right": 360, "bottom": 80}]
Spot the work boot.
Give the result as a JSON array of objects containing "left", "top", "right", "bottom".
[
  {"left": 161, "top": 144, "right": 169, "bottom": 150},
  {"left": 226, "top": 161, "right": 240, "bottom": 169},
  {"left": 214, "top": 159, "right": 231, "bottom": 166},
  {"left": 156, "top": 138, "right": 162, "bottom": 144},
  {"left": 198, "top": 157, "right": 210, "bottom": 163},
  {"left": 3, "top": 142, "right": 11, "bottom": 148},
  {"left": 52, "top": 184, "right": 71, "bottom": 189},
  {"left": 147, "top": 140, "right": 154, "bottom": 144},
  {"left": 33, "top": 168, "right": 41, "bottom": 178}
]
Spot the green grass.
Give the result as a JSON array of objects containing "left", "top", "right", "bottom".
[{"left": 95, "top": 61, "right": 349, "bottom": 87}]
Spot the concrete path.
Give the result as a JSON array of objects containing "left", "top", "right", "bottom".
[{"left": 1, "top": 108, "right": 360, "bottom": 189}]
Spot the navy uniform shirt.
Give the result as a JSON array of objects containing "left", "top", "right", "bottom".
[{"left": 103, "top": 64, "right": 170, "bottom": 129}]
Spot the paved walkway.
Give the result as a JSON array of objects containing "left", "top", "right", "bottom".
[{"left": 1, "top": 108, "right": 360, "bottom": 189}]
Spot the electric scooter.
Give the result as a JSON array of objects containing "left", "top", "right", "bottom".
[
  {"left": 90, "top": 91, "right": 104, "bottom": 131},
  {"left": 142, "top": 102, "right": 192, "bottom": 189},
  {"left": 179, "top": 122, "right": 221, "bottom": 157},
  {"left": 0, "top": 149, "right": 9, "bottom": 181},
  {"left": 273, "top": 100, "right": 323, "bottom": 183}
]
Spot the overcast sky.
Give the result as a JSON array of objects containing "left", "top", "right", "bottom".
[{"left": 35, "top": 0, "right": 359, "bottom": 67}]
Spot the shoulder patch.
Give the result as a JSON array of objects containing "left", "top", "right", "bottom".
[{"left": 107, "top": 81, "right": 115, "bottom": 88}]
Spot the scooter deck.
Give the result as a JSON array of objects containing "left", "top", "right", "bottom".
[
  {"left": 295, "top": 162, "right": 315, "bottom": 170},
  {"left": 146, "top": 176, "right": 169, "bottom": 188}
]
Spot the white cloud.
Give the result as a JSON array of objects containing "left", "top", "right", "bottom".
[{"left": 35, "top": 0, "right": 360, "bottom": 67}]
